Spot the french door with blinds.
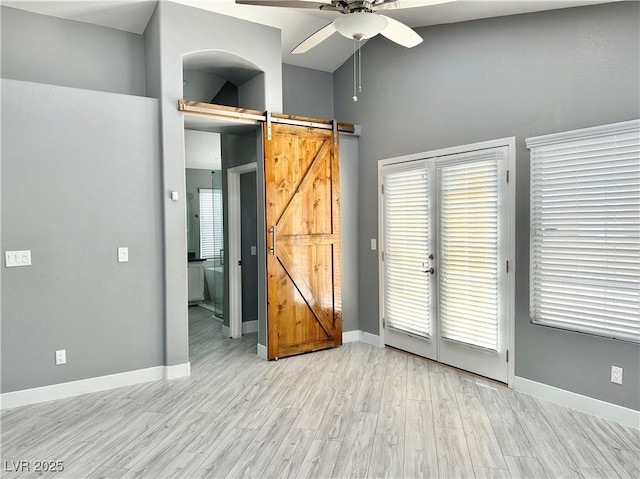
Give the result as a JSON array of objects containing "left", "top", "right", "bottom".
[{"left": 380, "top": 145, "right": 511, "bottom": 383}]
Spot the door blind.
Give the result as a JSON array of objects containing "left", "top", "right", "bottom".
[
  {"left": 383, "top": 165, "right": 431, "bottom": 338},
  {"left": 528, "top": 121, "right": 640, "bottom": 343},
  {"left": 439, "top": 159, "right": 500, "bottom": 351},
  {"left": 199, "top": 188, "right": 223, "bottom": 259}
]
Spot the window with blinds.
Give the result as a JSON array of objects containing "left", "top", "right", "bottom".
[
  {"left": 383, "top": 164, "right": 431, "bottom": 338},
  {"left": 199, "top": 188, "right": 224, "bottom": 260},
  {"left": 527, "top": 120, "right": 640, "bottom": 343},
  {"left": 439, "top": 158, "right": 501, "bottom": 352}
]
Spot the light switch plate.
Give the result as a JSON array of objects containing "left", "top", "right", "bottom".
[
  {"left": 5, "top": 250, "right": 31, "bottom": 267},
  {"left": 251, "top": 246, "right": 257, "bottom": 256},
  {"left": 118, "top": 247, "right": 129, "bottom": 263},
  {"left": 370, "top": 239, "right": 377, "bottom": 251},
  {"left": 171, "top": 191, "right": 179, "bottom": 201}
]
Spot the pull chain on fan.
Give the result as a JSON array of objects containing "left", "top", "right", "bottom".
[{"left": 352, "top": 34, "right": 363, "bottom": 101}]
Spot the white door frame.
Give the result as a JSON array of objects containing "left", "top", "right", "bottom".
[
  {"left": 378, "top": 137, "right": 516, "bottom": 387},
  {"left": 227, "top": 162, "right": 258, "bottom": 339}
]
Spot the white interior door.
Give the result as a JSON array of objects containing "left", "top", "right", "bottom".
[{"left": 380, "top": 146, "right": 510, "bottom": 383}]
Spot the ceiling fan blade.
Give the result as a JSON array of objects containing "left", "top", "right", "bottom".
[
  {"left": 379, "top": 15, "right": 423, "bottom": 48},
  {"left": 235, "top": 0, "right": 332, "bottom": 9},
  {"left": 371, "top": 0, "right": 400, "bottom": 10},
  {"left": 291, "top": 22, "right": 337, "bottom": 54},
  {"left": 374, "top": 0, "right": 455, "bottom": 10}
]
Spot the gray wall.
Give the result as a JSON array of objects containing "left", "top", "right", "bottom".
[
  {"left": 183, "top": 69, "right": 227, "bottom": 103},
  {"left": 1, "top": 6, "right": 146, "bottom": 96},
  {"left": 145, "top": 1, "right": 282, "bottom": 366},
  {"left": 240, "top": 171, "right": 259, "bottom": 323},
  {"left": 334, "top": 2, "right": 640, "bottom": 409},
  {"left": 339, "top": 134, "right": 360, "bottom": 333},
  {"left": 221, "top": 129, "right": 267, "bottom": 344},
  {"left": 283, "top": 64, "right": 334, "bottom": 119},
  {"left": 1, "top": 79, "right": 163, "bottom": 392}
]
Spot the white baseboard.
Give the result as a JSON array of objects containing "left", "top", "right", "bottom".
[
  {"left": 164, "top": 362, "right": 191, "bottom": 380},
  {"left": 514, "top": 377, "right": 639, "bottom": 430},
  {"left": 0, "top": 362, "right": 190, "bottom": 410},
  {"left": 222, "top": 325, "right": 230, "bottom": 337},
  {"left": 362, "top": 331, "right": 383, "bottom": 347},
  {"left": 243, "top": 320, "right": 258, "bottom": 334},
  {"left": 342, "top": 330, "right": 382, "bottom": 347},
  {"left": 342, "top": 330, "right": 362, "bottom": 343},
  {"left": 257, "top": 343, "right": 267, "bottom": 359}
]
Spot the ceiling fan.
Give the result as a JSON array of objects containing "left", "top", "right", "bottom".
[{"left": 235, "top": 0, "right": 425, "bottom": 54}]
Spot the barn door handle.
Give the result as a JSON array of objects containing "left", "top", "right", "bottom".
[{"left": 269, "top": 226, "right": 276, "bottom": 255}]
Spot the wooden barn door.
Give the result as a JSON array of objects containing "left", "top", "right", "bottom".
[{"left": 264, "top": 123, "right": 342, "bottom": 359}]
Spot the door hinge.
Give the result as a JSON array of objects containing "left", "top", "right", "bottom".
[
  {"left": 506, "top": 260, "right": 509, "bottom": 273},
  {"left": 383, "top": 317, "right": 386, "bottom": 328},
  {"left": 506, "top": 169, "right": 510, "bottom": 183},
  {"left": 381, "top": 251, "right": 385, "bottom": 261},
  {"left": 506, "top": 350, "right": 509, "bottom": 363},
  {"left": 381, "top": 183, "right": 385, "bottom": 194}
]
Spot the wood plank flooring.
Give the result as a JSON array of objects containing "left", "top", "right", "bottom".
[{"left": 1, "top": 306, "right": 638, "bottom": 478}]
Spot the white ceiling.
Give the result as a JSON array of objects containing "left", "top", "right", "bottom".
[{"left": 3, "top": 0, "right": 624, "bottom": 72}]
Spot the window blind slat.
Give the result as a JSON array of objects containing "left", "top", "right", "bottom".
[
  {"left": 199, "top": 188, "right": 224, "bottom": 260},
  {"left": 439, "top": 159, "right": 500, "bottom": 352},
  {"left": 383, "top": 166, "right": 431, "bottom": 338},
  {"left": 529, "top": 121, "right": 640, "bottom": 343}
]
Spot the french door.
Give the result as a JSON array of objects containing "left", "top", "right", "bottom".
[{"left": 380, "top": 146, "right": 510, "bottom": 383}]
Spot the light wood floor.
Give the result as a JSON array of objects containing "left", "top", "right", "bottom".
[{"left": 1, "top": 306, "right": 638, "bottom": 479}]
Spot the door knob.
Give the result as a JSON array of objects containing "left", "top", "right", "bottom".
[{"left": 423, "top": 267, "right": 435, "bottom": 274}]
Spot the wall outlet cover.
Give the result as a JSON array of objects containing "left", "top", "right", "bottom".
[
  {"left": 611, "top": 365, "right": 623, "bottom": 385},
  {"left": 55, "top": 349, "right": 66, "bottom": 365},
  {"left": 118, "top": 247, "right": 129, "bottom": 263}
]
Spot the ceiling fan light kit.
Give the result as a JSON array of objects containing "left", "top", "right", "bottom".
[{"left": 334, "top": 12, "right": 388, "bottom": 39}]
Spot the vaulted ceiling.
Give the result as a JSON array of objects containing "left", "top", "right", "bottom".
[{"left": 3, "top": 0, "right": 624, "bottom": 72}]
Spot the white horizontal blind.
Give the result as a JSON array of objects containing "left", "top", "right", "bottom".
[
  {"left": 199, "top": 188, "right": 223, "bottom": 260},
  {"left": 383, "top": 164, "right": 431, "bottom": 338},
  {"left": 439, "top": 158, "right": 501, "bottom": 351},
  {"left": 528, "top": 120, "right": 640, "bottom": 343}
]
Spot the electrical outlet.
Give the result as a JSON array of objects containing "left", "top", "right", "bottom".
[
  {"left": 611, "top": 365, "right": 623, "bottom": 385},
  {"left": 118, "top": 247, "right": 128, "bottom": 263},
  {"left": 55, "top": 349, "right": 66, "bottom": 365}
]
